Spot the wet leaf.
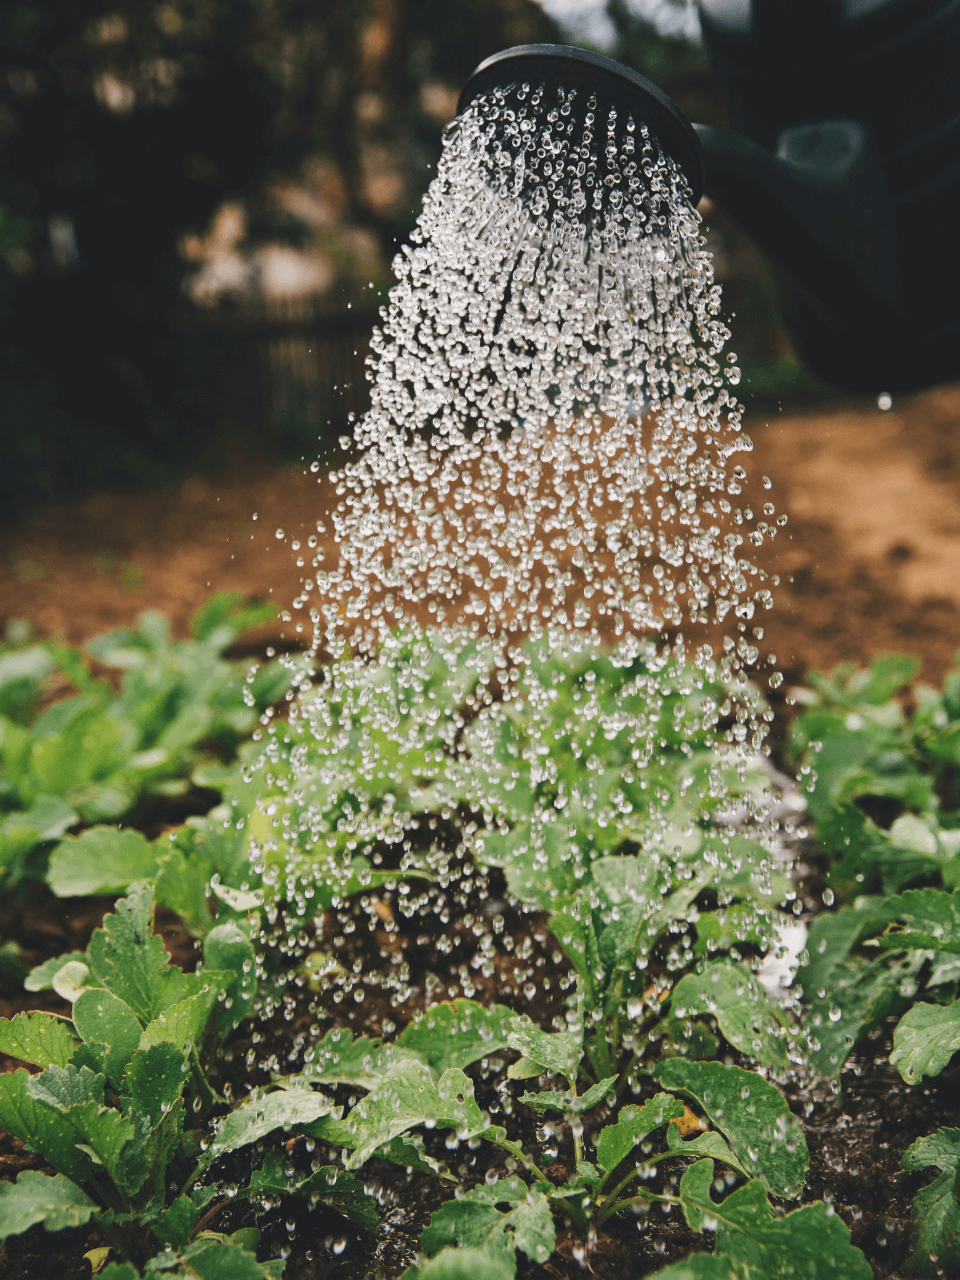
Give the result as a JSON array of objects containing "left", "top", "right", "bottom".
[
  {"left": 405, "top": 1245, "right": 517, "bottom": 1280},
  {"left": 665, "top": 1122, "right": 750, "bottom": 1179},
  {"left": 891, "top": 1000, "right": 960, "bottom": 1084},
  {"left": 397, "top": 1001, "right": 518, "bottom": 1074},
  {"left": 300, "top": 1028, "right": 410, "bottom": 1089},
  {"left": 28, "top": 1065, "right": 134, "bottom": 1177},
  {"left": 0, "top": 1068, "right": 93, "bottom": 1184},
  {"left": 653, "top": 1059, "right": 808, "bottom": 1198},
  {"left": 0, "top": 1170, "right": 96, "bottom": 1241},
  {"left": 202, "top": 922, "right": 257, "bottom": 1036},
  {"left": 139, "top": 984, "right": 224, "bottom": 1054},
  {"left": 597, "top": 1093, "right": 685, "bottom": 1176},
  {"left": 194, "top": 1087, "right": 337, "bottom": 1176},
  {"left": 902, "top": 1127, "right": 960, "bottom": 1275},
  {"left": 669, "top": 960, "right": 791, "bottom": 1069},
  {"left": 152, "top": 1187, "right": 218, "bottom": 1250},
  {"left": 0, "top": 1012, "right": 78, "bottom": 1069},
  {"left": 677, "top": 1160, "right": 872, "bottom": 1277},
  {"left": 47, "top": 827, "right": 158, "bottom": 897},
  {"left": 121, "top": 1043, "right": 189, "bottom": 1127},
  {"left": 246, "top": 1153, "right": 378, "bottom": 1232},
  {"left": 331, "top": 1060, "right": 486, "bottom": 1169},
  {"left": 72, "top": 988, "right": 143, "bottom": 1089},
  {"left": 86, "top": 883, "right": 184, "bottom": 1023},
  {"left": 505, "top": 1026, "right": 581, "bottom": 1081},
  {"left": 142, "top": 1237, "right": 276, "bottom": 1278},
  {"left": 421, "top": 1176, "right": 555, "bottom": 1274}
]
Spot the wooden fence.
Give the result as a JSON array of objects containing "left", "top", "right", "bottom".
[{"left": 198, "top": 295, "right": 379, "bottom": 451}]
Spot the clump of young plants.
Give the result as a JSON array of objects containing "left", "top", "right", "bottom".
[
  {"left": 0, "top": 592, "right": 291, "bottom": 893},
  {"left": 789, "top": 651, "right": 960, "bottom": 902},
  {"left": 0, "top": 883, "right": 376, "bottom": 1277},
  {"left": 276, "top": 999, "right": 869, "bottom": 1279},
  {"left": 791, "top": 651, "right": 960, "bottom": 1275}
]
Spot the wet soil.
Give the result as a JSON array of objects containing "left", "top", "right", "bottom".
[
  {"left": 5, "top": 382, "right": 960, "bottom": 1275},
  {"left": 0, "top": 857, "right": 950, "bottom": 1280}
]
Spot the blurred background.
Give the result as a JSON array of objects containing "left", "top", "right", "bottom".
[
  {"left": 6, "top": 0, "right": 960, "bottom": 691},
  {"left": 0, "top": 0, "right": 804, "bottom": 517}
]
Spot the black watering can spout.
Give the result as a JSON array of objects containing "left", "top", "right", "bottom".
[{"left": 460, "top": 0, "right": 960, "bottom": 394}]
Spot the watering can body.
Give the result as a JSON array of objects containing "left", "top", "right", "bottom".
[
  {"left": 697, "top": 0, "right": 960, "bottom": 391},
  {"left": 459, "top": 1, "right": 960, "bottom": 393}
]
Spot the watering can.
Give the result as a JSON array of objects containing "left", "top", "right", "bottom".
[{"left": 458, "top": 0, "right": 960, "bottom": 393}]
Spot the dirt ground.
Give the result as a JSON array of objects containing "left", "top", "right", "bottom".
[{"left": 3, "top": 381, "right": 960, "bottom": 692}]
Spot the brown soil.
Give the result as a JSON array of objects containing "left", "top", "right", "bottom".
[
  {"left": 4, "top": 383, "right": 960, "bottom": 687},
  {"left": 4, "top": 382, "right": 960, "bottom": 1278}
]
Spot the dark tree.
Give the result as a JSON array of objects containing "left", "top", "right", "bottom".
[{"left": 0, "top": 0, "right": 559, "bottom": 515}]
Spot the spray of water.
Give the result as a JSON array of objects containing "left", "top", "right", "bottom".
[{"left": 253, "top": 78, "right": 790, "bottom": 1056}]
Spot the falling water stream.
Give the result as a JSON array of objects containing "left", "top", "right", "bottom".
[{"left": 232, "top": 71, "right": 802, "bottom": 1277}]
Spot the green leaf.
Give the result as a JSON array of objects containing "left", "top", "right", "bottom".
[
  {"left": 0, "top": 796, "right": 77, "bottom": 869},
  {"left": 28, "top": 1066, "right": 134, "bottom": 1177},
  {"left": 332, "top": 1061, "right": 486, "bottom": 1169},
  {"left": 901, "top": 1128, "right": 960, "bottom": 1275},
  {"left": 665, "top": 1122, "right": 751, "bottom": 1179},
  {"left": 53, "top": 960, "right": 95, "bottom": 1004},
  {"left": 902, "top": 1128, "right": 960, "bottom": 1175},
  {"left": 406, "top": 1246, "right": 517, "bottom": 1280},
  {"left": 669, "top": 960, "right": 791, "bottom": 1069},
  {"left": 396, "top": 1001, "right": 518, "bottom": 1074},
  {"left": 517, "top": 1075, "right": 617, "bottom": 1116},
  {"left": 0, "top": 1013, "right": 78, "bottom": 1069},
  {"left": 246, "top": 1153, "right": 378, "bottom": 1233},
  {"left": 804, "top": 952, "right": 917, "bottom": 1077},
  {"left": 86, "top": 883, "right": 182, "bottom": 1023},
  {"left": 144, "top": 1095, "right": 186, "bottom": 1179},
  {"left": 677, "top": 1160, "right": 872, "bottom": 1278},
  {"left": 144, "top": 1238, "right": 274, "bottom": 1278},
  {"left": 122, "top": 1043, "right": 189, "bottom": 1126},
  {"left": 194, "top": 1087, "right": 337, "bottom": 1176},
  {"left": 152, "top": 1187, "right": 218, "bottom": 1250},
  {"left": 100, "top": 1267, "right": 141, "bottom": 1280},
  {"left": 300, "top": 1028, "right": 408, "bottom": 1089},
  {"left": 0, "top": 1170, "right": 96, "bottom": 1242},
  {"left": 891, "top": 1001, "right": 960, "bottom": 1084},
  {"left": 505, "top": 1026, "right": 581, "bottom": 1081},
  {"left": 202, "top": 923, "right": 257, "bottom": 1037},
  {"left": 154, "top": 849, "right": 213, "bottom": 938},
  {"left": 653, "top": 1059, "right": 808, "bottom": 1198},
  {"left": 139, "top": 985, "right": 221, "bottom": 1054},
  {"left": 644, "top": 1257, "right": 734, "bottom": 1279},
  {"left": 421, "top": 1176, "right": 555, "bottom": 1274},
  {"left": 47, "top": 827, "right": 158, "bottom": 897},
  {"left": 73, "top": 989, "right": 143, "bottom": 1089},
  {"left": 24, "top": 950, "right": 87, "bottom": 993},
  {"left": 597, "top": 1093, "right": 685, "bottom": 1176},
  {"left": 0, "top": 1068, "right": 93, "bottom": 1184}
]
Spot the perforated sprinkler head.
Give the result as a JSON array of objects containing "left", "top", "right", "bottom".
[{"left": 457, "top": 44, "right": 704, "bottom": 208}]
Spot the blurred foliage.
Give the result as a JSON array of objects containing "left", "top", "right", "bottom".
[{"left": 0, "top": 0, "right": 560, "bottom": 518}]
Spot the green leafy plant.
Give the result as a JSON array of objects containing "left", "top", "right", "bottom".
[
  {"left": 0, "top": 593, "right": 291, "bottom": 890},
  {"left": 790, "top": 652, "right": 960, "bottom": 902},
  {"left": 269, "top": 998, "right": 867, "bottom": 1278},
  {"left": 218, "top": 633, "right": 798, "bottom": 1078},
  {"left": 0, "top": 883, "right": 376, "bottom": 1276},
  {"left": 900, "top": 1128, "right": 960, "bottom": 1277},
  {"left": 797, "top": 885, "right": 960, "bottom": 1081}
]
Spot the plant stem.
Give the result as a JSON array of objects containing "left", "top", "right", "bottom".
[
  {"left": 567, "top": 1076, "right": 583, "bottom": 1167},
  {"left": 595, "top": 1189, "right": 675, "bottom": 1230},
  {"left": 95, "top": 1214, "right": 133, "bottom": 1264},
  {"left": 190, "top": 1198, "right": 228, "bottom": 1241}
]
